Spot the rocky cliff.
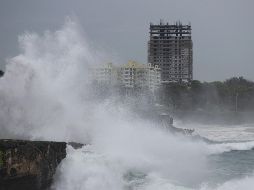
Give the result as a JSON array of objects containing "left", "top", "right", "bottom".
[{"left": 0, "top": 139, "right": 66, "bottom": 190}]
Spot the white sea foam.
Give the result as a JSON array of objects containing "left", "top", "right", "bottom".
[
  {"left": 52, "top": 146, "right": 125, "bottom": 190},
  {"left": 52, "top": 146, "right": 254, "bottom": 190},
  {"left": 145, "top": 173, "right": 254, "bottom": 190},
  {"left": 175, "top": 121, "right": 254, "bottom": 142},
  {"left": 207, "top": 141, "right": 254, "bottom": 155},
  {"left": 200, "top": 174, "right": 254, "bottom": 190}
]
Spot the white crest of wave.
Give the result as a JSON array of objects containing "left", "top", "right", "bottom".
[
  {"left": 207, "top": 141, "right": 254, "bottom": 155},
  {"left": 52, "top": 146, "right": 125, "bottom": 190},
  {"left": 52, "top": 120, "right": 209, "bottom": 189},
  {"left": 142, "top": 173, "right": 254, "bottom": 190},
  {"left": 200, "top": 174, "right": 254, "bottom": 190}
]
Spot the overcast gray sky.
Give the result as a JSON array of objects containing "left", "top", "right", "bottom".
[{"left": 0, "top": 0, "right": 254, "bottom": 81}]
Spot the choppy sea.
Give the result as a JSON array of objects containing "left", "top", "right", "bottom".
[{"left": 52, "top": 123, "right": 254, "bottom": 190}]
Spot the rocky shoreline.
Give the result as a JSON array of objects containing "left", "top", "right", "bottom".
[{"left": 0, "top": 139, "right": 66, "bottom": 190}]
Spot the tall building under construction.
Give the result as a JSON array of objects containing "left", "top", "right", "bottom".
[{"left": 148, "top": 21, "right": 193, "bottom": 83}]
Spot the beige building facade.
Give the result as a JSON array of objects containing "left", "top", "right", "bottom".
[{"left": 90, "top": 61, "right": 161, "bottom": 92}]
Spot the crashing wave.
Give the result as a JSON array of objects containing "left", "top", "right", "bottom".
[{"left": 207, "top": 141, "right": 254, "bottom": 155}]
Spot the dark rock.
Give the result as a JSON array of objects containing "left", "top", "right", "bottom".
[
  {"left": 0, "top": 139, "right": 66, "bottom": 190},
  {"left": 68, "top": 142, "right": 84, "bottom": 149},
  {"left": 0, "top": 70, "right": 3, "bottom": 78}
]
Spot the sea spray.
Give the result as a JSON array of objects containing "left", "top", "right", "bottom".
[
  {"left": 0, "top": 18, "right": 98, "bottom": 142},
  {"left": 52, "top": 146, "right": 125, "bottom": 190},
  {"left": 207, "top": 141, "right": 254, "bottom": 155}
]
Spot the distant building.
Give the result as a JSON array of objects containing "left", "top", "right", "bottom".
[
  {"left": 90, "top": 61, "right": 161, "bottom": 92},
  {"left": 119, "top": 61, "right": 161, "bottom": 91},
  {"left": 90, "top": 63, "right": 117, "bottom": 85},
  {"left": 148, "top": 20, "right": 193, "bottom": 83}
]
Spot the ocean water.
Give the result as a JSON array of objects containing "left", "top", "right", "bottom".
[
  {"left": 51, "top": 124, "right": 254, "bottom": 190},
  {"left": 0, "top": 18, "right": 254, "bottom": 190}
]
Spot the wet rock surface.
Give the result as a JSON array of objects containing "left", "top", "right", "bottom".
[
  {"left": 68, "top": 142, "right": 84, "bottom": 149},
  {"left": 0, "top": 139, "right": 66, "bottom": 190}
]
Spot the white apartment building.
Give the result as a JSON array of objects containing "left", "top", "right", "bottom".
[
  {"left": 90, "top": 62, "right": 117, "bottom": 85},
  {"left": 90, "top": 61, "right": 161, "bottom": 92},
  {"left": 118, "top": 61, "right": 161, "bottom": 91}
]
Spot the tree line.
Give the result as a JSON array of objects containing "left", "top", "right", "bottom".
[{"left": 158, "top": 77, "right": 254, "bottom": 112}]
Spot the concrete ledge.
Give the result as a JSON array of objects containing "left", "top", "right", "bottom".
[{"left": 0, "top": 139, "right": 66, "bottom": 190}]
